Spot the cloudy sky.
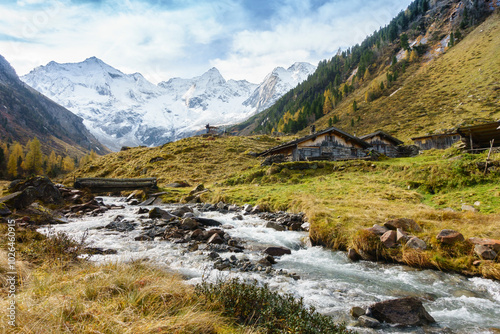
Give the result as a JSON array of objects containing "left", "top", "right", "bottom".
[{"left": 0, "top": 0, "right": 413, "bottom": 84}]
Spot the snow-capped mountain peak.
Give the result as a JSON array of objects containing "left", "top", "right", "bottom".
[{"left": 21, "top": 58, "right": 316, "bottom": 151}]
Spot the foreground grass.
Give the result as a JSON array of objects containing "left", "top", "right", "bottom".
[{"left": 0, "top": 225, "right": 254, "bottom": 334}]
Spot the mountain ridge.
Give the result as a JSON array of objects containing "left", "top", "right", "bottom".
[
  {"left": 22, "top": 58, "right": 316, "bottom": 151},
  {"left": 0, "top": 54, "right": 109, "bottom": 157}
]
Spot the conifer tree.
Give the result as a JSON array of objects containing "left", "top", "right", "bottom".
[
  {"left": 352, "top": 100, "right": 358, "bottom": 112},
  {"left": 448, "top": 32, "right": 455, "bottom": 47},
  {"left": 400, "top": 33, "right": 410, "bottom": 51}
]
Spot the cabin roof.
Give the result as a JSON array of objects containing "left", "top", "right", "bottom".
[
  {"left": 457, "top": 121, "right": 500, "bottom": 148},
  {"left": 259, "top": 126, "right": 371, "bottom": 156},
  {"left": 359, "top": 130, "right": 404, "bottom": 145}
]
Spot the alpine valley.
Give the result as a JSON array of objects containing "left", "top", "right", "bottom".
[{"left": 21, "top": 58, "right": 315, "bottom": 151}]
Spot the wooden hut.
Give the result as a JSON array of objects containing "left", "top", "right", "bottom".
[
  {"left": 259, "top": 127, "right": 371, "bottom": 161},
  {"left": 457, "top": 121, "right": 500, "bottom": 152},
  {"left": 360, "top": 130, "right": 403, "bottom": 157},
  {"left": 411, "top": 132, "right": 461, "bottom": 150}
]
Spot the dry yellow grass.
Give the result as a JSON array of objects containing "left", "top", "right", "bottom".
[{"left": 0, "top": 254, "right": 256, "bottom": 334}]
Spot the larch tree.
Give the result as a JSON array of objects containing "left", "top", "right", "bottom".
[
  {"left": 62, "top": 156, "right": 75, "bottom": 173},
  {"left": 7, "top": 142, "right": 24, "bottom": 177},
  {"left": 23, "top": 137, "right": 43, "bottom": 175}
]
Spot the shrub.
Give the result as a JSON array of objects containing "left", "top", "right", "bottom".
[{"left": 195, "top": 278, "right": 353, "bottom": 334}]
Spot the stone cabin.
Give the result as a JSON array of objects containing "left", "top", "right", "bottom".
[
  {"left": 359, "top": 130, "right": 404, "bottom": 158},
  {"left": 259, "top": 126, "right": 371, "bottom": 162}
]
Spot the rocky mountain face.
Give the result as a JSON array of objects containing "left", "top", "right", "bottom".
[
  {"left": 0, "top": 54, "right": 108, "bottom": 156},
  {"left": 21, "top": 58, "right": 316, "bottom": 151}
]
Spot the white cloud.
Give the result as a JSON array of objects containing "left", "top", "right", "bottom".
[{"left": 0, "top": 0, "right": 414, "bottom": 84}]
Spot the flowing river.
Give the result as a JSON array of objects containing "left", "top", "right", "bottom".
[{"left": 39, "top": 197, "right": 500, "bottom": 334}]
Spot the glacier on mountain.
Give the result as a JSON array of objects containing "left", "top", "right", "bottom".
[{"left": 21, "top": 57, "right": 316, "bottom": 151}]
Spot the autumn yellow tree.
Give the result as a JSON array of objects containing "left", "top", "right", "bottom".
[
  {"left": 7, "top": 142, "right": 24, "bottom": 177},
  {"left": 23, "top": 137, "right": 44, "bottom": 175},
  {"left": 323, "top": 90, "right": 333, "bottom": 115},
  {"left": 46, "top": 151, "right": 61, "bottom": 177},
  {"left": 409, "top": 49, "right": 419, "bottom": 62},
  {"left": 62, "top": 156, "right": 75, "bottom": 173}
]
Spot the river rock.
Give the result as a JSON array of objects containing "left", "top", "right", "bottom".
[
  {"left": 350, "top": 306, "right": 366, "bottom": 318},
  {"left": 406, "top": 236, "right": 427, "bottom": 250},
  {"left": 180, "top": 217, "right": 199, "bottom": 230},
  {"left": 195, "top": 217, "right": 222, "bottom": 227},
  {"left": 251, "top": 205, "right": 262, "bottom": 214},
  {"left": 170, "top": 206, "right": 193, "bottom": 217},
  {"left": 149, "top": 207, "right": 175, "bottom": 220},
  {"left": 384, "top": 218, "right": 422, "bottom": 233},
  {"left": 104, "top": 215, "right": 137, "bottom": 232},
  {"left": 347, "top": 248, "right": 362, "bottom": 262},
  {"left": 367, "top": 297, "right": 435, "bottom": 326},
  {"left": 243, "top": 204, "right": 253, "bottom": 212},
  {"left": 436, "top": 229, "right": 464, "bottom": 245},
  {"left": 366, "top": 224, "right": 389, "bottom": 236},
  {"left": 265, "top": 221, "right": 286, "bottom": 231},
  {"left": 135, "top": 234, "right": 153, "bottom": 241},
  {"left": 216, "top": 201, "right": 226, "bottom": 210},
  {"left": 469, "top": 238, "right": 500, "bottom": 253},
  {"left": 207, "top": 233, "right": 224, "bottom": 245},
  {"left": 264, "top": 246, "right": 291, "bottom": 257},
  {"left": 474, "top": 245, "right": 497, "bottom": 260},
  {"left": 358, "top": 315, "right": 380, "bottom": 328},
  {"left": 380, "top": 230, "right": 398, "bottom": 248}
]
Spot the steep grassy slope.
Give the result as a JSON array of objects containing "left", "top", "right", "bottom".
[
  {"left": 70, "top": 135, "right": 282, "bottom": 186},
  {"left": 313, "top": 9, "right": 500, "bottom": 141}
]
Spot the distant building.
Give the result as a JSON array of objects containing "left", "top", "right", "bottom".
[
  {"left": 412, "top": 121, "right": 500, "bottom": 151},
  {"left": 205, "top": 123, "right": 219, "bottom": 135},
  {"left": 259, "top": 126, "right": 371, "bottom": 162},
  {"left": 359, "top": 130, "right": 404, "bottom": 157}
]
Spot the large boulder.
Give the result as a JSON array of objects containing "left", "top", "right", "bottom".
[
  {"left": 436, "top": 229, "right": 464, "bottom": 245},
  {"left": 264, "top": 246, "right": 291, "bottom": 257},
  {"left": 384, "top": 218, "right": 422, "bottom": 233},
  {"left": 367, "top": 297, "right": 435, "bottom": 326},
  {"left": 9, "top": 176, "right": 63, "bottom": 205}
]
